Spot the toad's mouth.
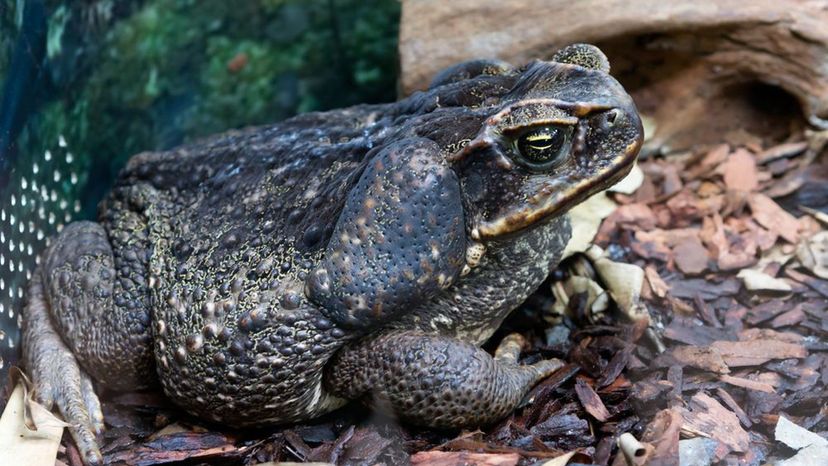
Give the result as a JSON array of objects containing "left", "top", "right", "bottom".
[{"left": 472, "top": 136, "right": 641, "bottom": 240}]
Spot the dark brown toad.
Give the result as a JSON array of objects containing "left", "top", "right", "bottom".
[{"left": 22, "top": 44, "right": 643, "bottom": 465}]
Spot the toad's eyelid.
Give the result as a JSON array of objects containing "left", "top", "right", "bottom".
[
  {"left": 497, "top": 97, "right": 614, "bottom": 116},
  {"left": 501, "top": 117, "right": 578, "bottom": 135}
]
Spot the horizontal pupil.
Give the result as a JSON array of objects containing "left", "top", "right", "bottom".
[{"left": 526, "top": 132, "right": 556, "bottom": 153}]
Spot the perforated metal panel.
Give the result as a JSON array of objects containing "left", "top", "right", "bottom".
[{"left": 1, "top": 136, "right": 82, "bottom": 389}]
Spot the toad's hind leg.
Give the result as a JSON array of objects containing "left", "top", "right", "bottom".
[
  {"left": 325, "top": 330, "right": 563, "bottom": 427},
  {"left": 22, "top": 221, "right": 154, "bottom": 465}
]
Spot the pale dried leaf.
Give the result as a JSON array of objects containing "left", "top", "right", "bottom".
[
  {"left": 540, "top": 450, "right": 577, "bottom": 466},
  {"left": 775, "top": 416, "right": 828, "bottom": 466},
  {"left": 589, "top": 247, "right": 645, "bottom": 319},
  {"left": 564, "top": 192, "right": 619, "bottom": 258},
  {"left": 776, "top": 415, "right": 828, "bottom": 450},
  {"left": 609, "top": 163, "right": 645, "bottom": 195},
  {"left": 0, "top": 383, "right": 66, "bottom": 466},
  {"left": 737, "top": 269, "right": 792, "bottom": 293},
  {"left": 796, "top": 230, "right": 828, "bottom": 279}
]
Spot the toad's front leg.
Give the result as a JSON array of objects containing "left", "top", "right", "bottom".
[
  {"left": 324, "top": 330, "right": 562, "bottom": 427},
  {"left": 306, "top": 137, "right": 467, "bottom": 330}
]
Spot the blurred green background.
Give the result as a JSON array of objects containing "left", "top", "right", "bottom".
[
  {"left": 1, "top": 0, "right": 400, "bottom": 216},
  {"left": 0, "top": 0, "right": 400, "bottom": 391}
]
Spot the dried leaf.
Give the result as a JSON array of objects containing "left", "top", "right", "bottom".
[
  {"left": 588, "top": 247, "right": 646, "bottom": 320},
  {"left": 737, "top": 269, "right": 792, "bottom": 293},
  {"left": 608, "top": 163, "right": 645, "bottom": 195},
  {"left": 774, "top": 416, "right": 828, "bottom": 466},
  {"left": 796, "top": 230, "right": 828, "bottom": 279},
  {"left": 0, "top": 381, "right": 67, "bottom": 466},
  {"left": 563, "top": 192, "right": 619, "bottom": 258}
]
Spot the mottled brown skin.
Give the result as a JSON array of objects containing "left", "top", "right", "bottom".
[{"left": 22, "top": 44, "right": 642, "bottom": 465}]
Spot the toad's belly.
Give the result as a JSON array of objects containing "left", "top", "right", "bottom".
[{"left": 152, "top": 291, "right": 352, "bottom": 425}]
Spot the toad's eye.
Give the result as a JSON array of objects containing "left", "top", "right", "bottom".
[{"left": 515, "top": 125, "right": 573, "bottom": 168}]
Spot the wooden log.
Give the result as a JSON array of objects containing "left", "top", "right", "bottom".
[{"left": 400, "top": 0, "right": 828, "bottom": 149}]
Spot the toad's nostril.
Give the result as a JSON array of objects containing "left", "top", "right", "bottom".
[{"left": 606, "top": 109, "right": 621, "bottom": 125}]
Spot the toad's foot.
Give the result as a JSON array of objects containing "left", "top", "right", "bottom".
[
  {"left": 22, "top": 273, "right": 105, "bottom": 466},
  {"left": 325, "top": 330, "right": 563, "bottom": 427}
]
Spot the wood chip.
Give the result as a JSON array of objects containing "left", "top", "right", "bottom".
[
  {"left": 673, "top": 237, "right": 709, "bottom": 275},
  {"left": 748, "top": 193, "right": 800, "bottom": 243},
  {"left": 653, "top": 345, "right": 730, "bottom": 374},
  {"left": 686, "top": 144, "right": 729, "bottom": 179},
  {"left": 715, "top": 387, "right": 752, "bottom": 428},
  {"left": 718, "top": 374, "right": 776, "bottom": 393},
  {"left": 574, "top": 379, "right": 611, "bottom": 422},
  {"left": 638, "top": 409, "right": 681, "bottom": 466},
  {"left": 679, "top": 392, "right": 750, "bottom": 454},
  {"left": 669, "top": 278, "right": 741, "bottom": 300},
  {"left": 663, "top": 317, "right": 736, "bottom": 346},
  {"left": 721, "top": 149, "right": 759, "bottom": 192},
  {"left": 785, "top": 268, "right": 828, "bottom": 298},
  {"left": 612, "top": 203, "right": 658, "bottom": 230},
  {"left": 756, "top": 141, "right": 808, "bottom": 164},
  {"left": 644, "top": 265, "right": 670, "bottom": 298},
  {"left": 411, "top": 451, "right": 521, "bottom": 466},
  {"left": 770, "top": 305, "right": 806, "bottom": 328},
  {"left": 710, "top": 340, "right": 807, "bottom": 366},
  {"left": 738, "top": 328, "right": 804, "bottom": 343}
]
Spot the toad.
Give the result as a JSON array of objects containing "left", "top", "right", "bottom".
[{"left": 22, "top": 44, "right": 642, "bottom": 464}]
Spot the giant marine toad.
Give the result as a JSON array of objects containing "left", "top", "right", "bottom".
[{"left": 22, "top": 44, "right": 643, "bottom": 464}]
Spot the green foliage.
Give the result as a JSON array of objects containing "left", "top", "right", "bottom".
[{"left": 5, "top": 0, "right": 400, "bottom": 216}]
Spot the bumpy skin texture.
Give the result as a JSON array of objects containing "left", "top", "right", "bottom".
[
  {"left": 306, "top": 138, "right": 467, "bottom": 329},
  {"left": 21, "top": 44, "right": 643, "bottom": 465}
]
